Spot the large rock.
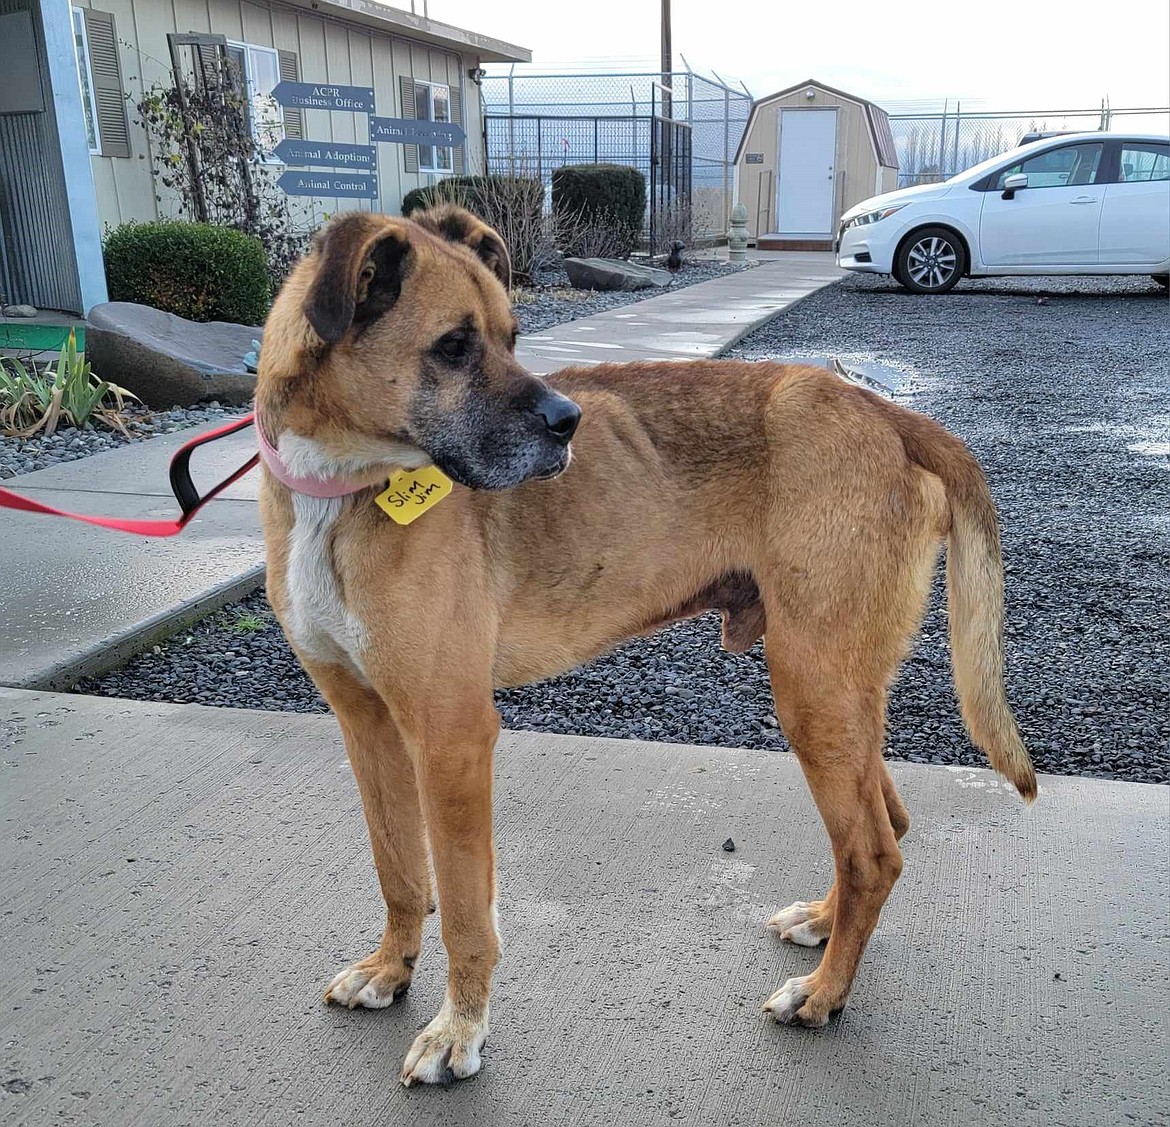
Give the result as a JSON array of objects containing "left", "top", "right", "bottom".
[
  {"left": 86, "top": 302, "right": 262, "bottom": 408},
  {"left": 563, "top": 258, "right": 672, "bottom": 292}
]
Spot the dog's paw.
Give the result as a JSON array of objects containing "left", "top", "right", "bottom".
[
  {"left": 401, "top": 998, "right": 488, "bottom": 1087},
  {"left": 763, "top": 974, "right": 834, "bottom": 1027},
  {"left": 767, "top": 901, "right": 830, "bottom": 947},
  {"left": 324, "top": 950, "right": 415, "bottom": 1009}
]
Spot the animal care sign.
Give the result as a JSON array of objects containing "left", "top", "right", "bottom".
[
  {"left": 369, "top": 117, "right": 466, "bottom": 146},
  {"left": 272, "top": 81, "right": 375, "bottom": 114}
]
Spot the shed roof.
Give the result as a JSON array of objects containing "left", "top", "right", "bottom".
[{"left": 735, "top": 78, "right": 898, "bottom": 168}]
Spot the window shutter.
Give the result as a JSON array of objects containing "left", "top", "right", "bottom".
[
  {"left": 84, "top": 8, "right": 130, "bottom": 158},
  {"left": 399, "top": 74, "right": 418, "bottom": 175},
  {"left": 278, "top": 50, "right": 303, "bottom": 140},
  {"left": 449, "top": 82, "right": 463, "bottom": 174}
]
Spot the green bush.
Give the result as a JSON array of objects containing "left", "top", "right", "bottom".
[
  {"left": 402, "top": 175, "right": 543, "bottom": 226},
  {"left": 551, "top": 164, "right": 646, "bottom": 258},
  {"left": 103, "top": 220, "right": 271, "bottom": 325}
]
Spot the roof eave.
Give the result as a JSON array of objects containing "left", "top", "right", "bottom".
[{"left": 292, "top": 0, "right": 531, "bottom": 63}]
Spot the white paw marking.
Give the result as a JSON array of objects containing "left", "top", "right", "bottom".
[
  {"left": 783, "top": 920, "right": 826, "bottom": 948},
  {"left": 767, "top": 901, "right": 812, "bottom": 932},
  {"left": 324, "top": 963, "right": 404, "bottom": 1009},
  {"left": 763, "top": 973, "right": 825, "bottom": 1026},
  {"left": 401, "top": 997, "right": 489, "bottom": 1087}
]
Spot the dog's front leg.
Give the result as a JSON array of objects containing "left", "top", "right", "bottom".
[{"left": 395, "top": 698, "right": 501, "bottom": 1087}]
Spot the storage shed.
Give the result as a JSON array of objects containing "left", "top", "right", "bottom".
[{"left": 734, "top": 79, "right": 899, "bottom": 248}]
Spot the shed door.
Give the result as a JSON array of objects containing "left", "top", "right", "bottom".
[{"left": 775, "top": 109, "right": 837, "bottom": 236}]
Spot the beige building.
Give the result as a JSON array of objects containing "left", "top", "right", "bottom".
[
  {"left": 734, "top": 79, "right": 898, "bottom": 249},
  {"left": 0, "top": 0, "right": 528, "bottom": 313}
]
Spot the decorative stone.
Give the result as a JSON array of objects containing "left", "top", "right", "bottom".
[
  {"left": 728, "top": 204, "right": 749, "bottom": 263},
  {"left": 563, "top": 257, "right": 673, "bottom": 292},
  {"left": 86, "top": 302, "right": 262, "bottom": 408},
  {"left": 2, "top": 304, "right": 38, "bottom": 318}
]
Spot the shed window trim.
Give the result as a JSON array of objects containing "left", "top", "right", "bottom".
[
  {"left": 71, "top": 6, "right": 101, "bottom": 154},
  {"left": 413, "top": 79, "right": 453, "bottom": 174},
  {"left": 226, "top": 39, "right": 284, "bottom": 161}
]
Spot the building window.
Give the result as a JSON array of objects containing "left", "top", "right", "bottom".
[
  {"left": 226, "top": 41, "right": 283, "bottom": 157},
  {"left": 71, "top": 6, "right": 100, "bottom": 153},
  {"left": 414, "top": 81, "right": 453, "bottom": 173}
]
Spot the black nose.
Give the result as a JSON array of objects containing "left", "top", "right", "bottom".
[{"left": 534, "top": 392, "right": 581, "bottom": 444}]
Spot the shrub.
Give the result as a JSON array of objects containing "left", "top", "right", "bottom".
[
  {"left": 551, "top": 164, "right": 646, "bottom": 258},
  {"left": 0, "top": 330, "right": 137, "bottom": 437},
  {"left": 103, "top": 220, "right": 271, "bottom": 325},
  {"left": 404, "top": 175, "right": 549, "bottom": 285}
]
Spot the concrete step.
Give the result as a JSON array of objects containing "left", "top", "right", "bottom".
[{"left": 2, "top": 687, "right": 1165, "bottom": 1126}]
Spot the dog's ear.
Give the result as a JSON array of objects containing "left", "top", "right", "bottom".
[
  {"left": 412, "top": 204, "right": 511, "bottom": 290},
  {"left": 303, "top": 214, "right": 412, "bottom": 344}
]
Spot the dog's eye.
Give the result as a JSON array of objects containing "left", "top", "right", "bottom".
[{"left": 434, "top": 331, "right": 470, "bottom": 362}]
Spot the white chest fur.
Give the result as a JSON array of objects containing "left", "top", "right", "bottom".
[{"left": 284, "top": 492, "right": 370, "bottom": 681}]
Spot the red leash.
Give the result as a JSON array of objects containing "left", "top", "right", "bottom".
[{"left": 0, "top": 413, "right": 258, "bottom": 538}]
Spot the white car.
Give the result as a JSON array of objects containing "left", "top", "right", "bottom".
[{"left": 836, "top": 132, "right": 1170, "bottom": 294}]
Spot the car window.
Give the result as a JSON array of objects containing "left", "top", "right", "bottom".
[
  {"left": 994, "top": 142, "right": 1104, "bottom": 189},
  {"left": 1118, "top": 143, "right": 1170, "bottom": 183}
]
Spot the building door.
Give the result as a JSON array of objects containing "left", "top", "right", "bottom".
[{"left": 775, "top": 109, "right": 837, "bottom": 236}]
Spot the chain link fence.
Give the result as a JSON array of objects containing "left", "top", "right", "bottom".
[
  {"left": 890, "top": 105, "right": 1170, "bottom": 187},
  {"left": 480, "top": 69, "right": 751, "bottom": 247}
]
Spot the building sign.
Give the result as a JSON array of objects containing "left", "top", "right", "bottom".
[
  {"left": 272, "top": 81, "right": 376, "bottom": 114},
  {"left": 745, "top": 153, "right": 764, "bottom": 164},
  {"left": 369, "top": 116, "right": 466, "bottom": 146},
  {"left": 277, "top": 171, "right": 378, "bottom": 199},
  {"left": 273, "top": 139, "right": 376, "bottom": 171}
]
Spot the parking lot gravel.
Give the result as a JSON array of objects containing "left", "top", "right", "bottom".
[{"left": 78, "top": 272, "right": 1170, "bottom": 784}]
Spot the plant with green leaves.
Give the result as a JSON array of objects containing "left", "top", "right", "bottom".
[{"left": 0, "top": 330, "right": 138, "bottom": 438}]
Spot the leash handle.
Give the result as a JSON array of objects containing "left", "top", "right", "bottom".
[{"left": 0, "top": 413, "right": 258, "bottom": 538}]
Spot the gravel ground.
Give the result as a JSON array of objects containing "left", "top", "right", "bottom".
[
  {"left": 2, "top": 259, "right": 748, "bottom": 479},
  {"left": 513, "top": 258, "right": 756, "bottom": 335},
  {"left": 0, "top": 403, "right": 248, "bottom": 480},
  {"left": 78, "top": 272, "right": 1170, "bottom": 783}
]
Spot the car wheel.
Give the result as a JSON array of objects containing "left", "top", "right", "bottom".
[
  {"left": 894, "top": 227, "right": 966, "bottom": 294},
  {"left": 1153, "top": 274, "right": 1169, "bottom": 288}
]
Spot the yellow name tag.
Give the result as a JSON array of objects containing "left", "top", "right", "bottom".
[{"left": 374, "top": 465, "right": 453, "bottom": 524}]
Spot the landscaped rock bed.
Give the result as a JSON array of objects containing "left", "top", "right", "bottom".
[{"left": 77, "top": 273, "right": 1169, "bottom": 785}]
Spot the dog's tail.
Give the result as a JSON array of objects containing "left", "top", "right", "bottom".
[{"left": 891, "top": 409, "right": 1038, "bottom": 803}]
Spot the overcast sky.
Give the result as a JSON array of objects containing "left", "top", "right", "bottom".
[{"left": 429, "top": 0, "right": 1170, "bottom": 112}]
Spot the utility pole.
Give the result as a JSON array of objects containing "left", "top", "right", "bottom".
[{"left": 661, "top": 0, "right": 672, "bottom": 120}]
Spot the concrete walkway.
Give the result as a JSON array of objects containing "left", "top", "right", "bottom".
[
  {"left": 2, "top": 688, "right": 1166, "bottom": 1127},
  {"left": 0, "top": 254, "right": 841, "bottom": 691}
]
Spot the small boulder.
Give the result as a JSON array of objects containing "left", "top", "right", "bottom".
[
  {"left": 86, "top": 302, "right": 262, "bottom": 408},
  {"left": 563, "top": 258, "right": 672, "bottom": 292},
  {"left": 2, "top": 304, "right": 38, "bottom": 318}
]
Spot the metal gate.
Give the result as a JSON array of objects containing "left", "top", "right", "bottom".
[{"left": 648, "top": 113, "right": 692, "bottom": 256}]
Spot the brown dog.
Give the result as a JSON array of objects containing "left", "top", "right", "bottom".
[{"left": 255, "top": 206, "right": 1036, "bottom": 1087}]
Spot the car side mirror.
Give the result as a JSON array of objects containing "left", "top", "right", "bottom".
[{"left": 1001, "top": 173, "right": 1029, "bottom": 200}]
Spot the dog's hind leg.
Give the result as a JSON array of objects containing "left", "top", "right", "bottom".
[
  {"left": 305, "top": 660, "right": 432, "bottom": 1010},
  {"left": 760, "top": 626, "right": 905, "bottom": 1027},
  {"left": 768, "top": 764, "right": 909, "bottom": 947}
]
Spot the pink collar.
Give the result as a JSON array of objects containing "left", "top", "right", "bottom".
[{"left": 255, "top": 418, "right": 372, "bottom": 499}]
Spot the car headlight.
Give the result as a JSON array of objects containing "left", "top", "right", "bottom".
[{"left": 841, "top": 204, "right": 908, "bottom": 231}]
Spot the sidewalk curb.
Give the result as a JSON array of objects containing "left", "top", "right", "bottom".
[
  {"left": 10, "top": 563, "right": 266, "bottom": 692},
  {"left": 712, "top": 277, "right": 841, "bottom": 357}
]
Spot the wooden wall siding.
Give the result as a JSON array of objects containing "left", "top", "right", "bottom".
[
  {"left": 76, "top": 0, "right": 480, "bottom": 230},
  {"left": 736, "top": 88, "right": 887, "bottom": 239}
]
